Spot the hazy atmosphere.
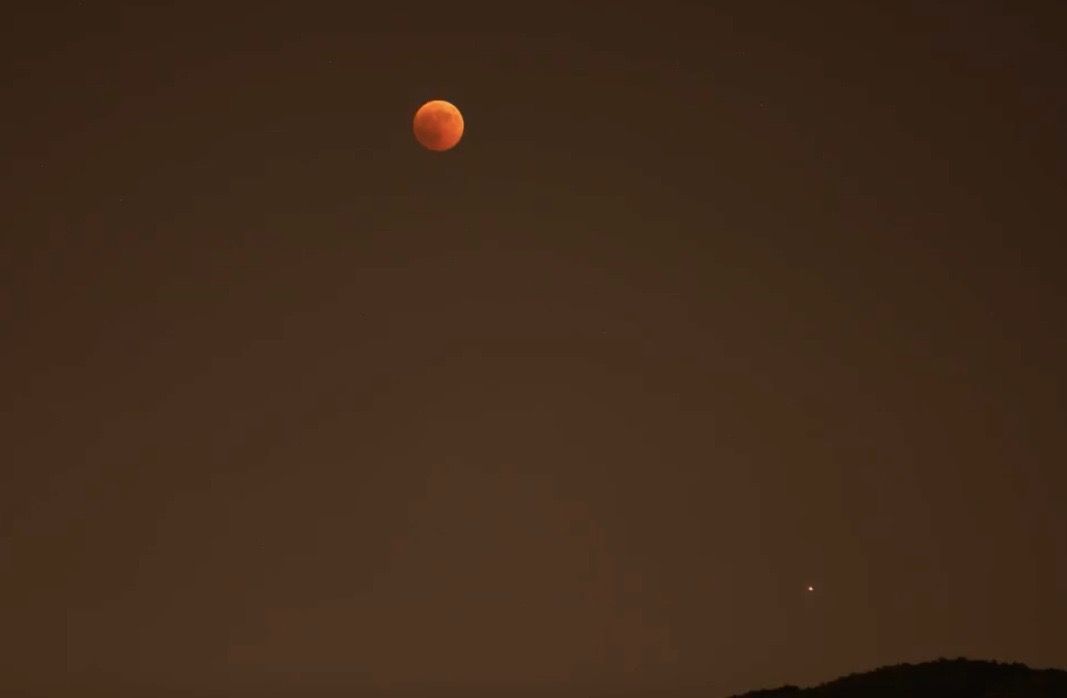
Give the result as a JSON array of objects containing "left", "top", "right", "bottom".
[{"left": 3, "top": 2, "right": 1066, "bottom": 696}]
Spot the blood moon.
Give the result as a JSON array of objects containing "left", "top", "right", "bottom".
[{"left": 413, "top": 100, "right": 464, "bottom": 152}]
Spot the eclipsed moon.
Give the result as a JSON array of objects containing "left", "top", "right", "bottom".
[{"left": 413, "top": 100, "right": 464, "bottom": 152}]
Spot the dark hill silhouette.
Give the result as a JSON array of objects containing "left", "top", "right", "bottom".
[{"left": 730, "top": 658, "right": 1067, "bottom": 698}]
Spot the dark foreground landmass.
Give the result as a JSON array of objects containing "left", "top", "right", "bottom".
[{"left": 731, "top": 658, "right": 1067, "bottom": 698}]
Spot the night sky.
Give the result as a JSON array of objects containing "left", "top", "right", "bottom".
[{"left": 3, "top": 3, "right": 1066, "bottom": 696}]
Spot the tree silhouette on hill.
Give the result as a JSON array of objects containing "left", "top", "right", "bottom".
[{"left": 730, "top": 658, "right": 1067, "bottom": 698}]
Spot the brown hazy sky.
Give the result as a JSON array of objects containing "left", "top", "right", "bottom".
[{"left": 3, "top": 2, "right": 1066, "bottom": 696}]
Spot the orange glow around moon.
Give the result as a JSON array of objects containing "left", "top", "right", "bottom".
[{"left": 413, "top": 99, "right": 464, "bottom": 152}]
